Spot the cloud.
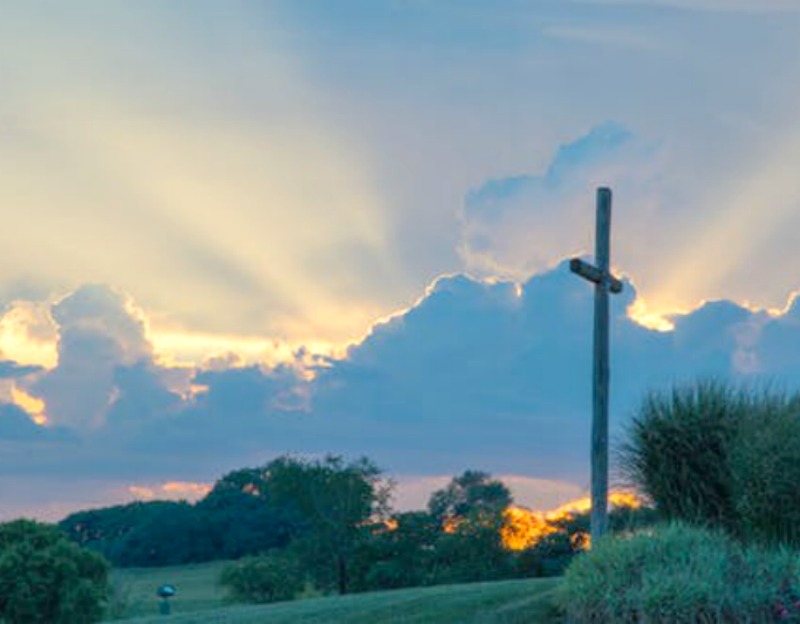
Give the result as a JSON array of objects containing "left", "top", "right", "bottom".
[
  {"left": 0, "top": 361, "right": 42, "bottom": 379},
  {"left": 127, "top": 481, "right": 212, "bottom": 503},
  {"left": 0, "top": 1, "right": 406, "bottom": 344},
  {"left": 308, "top": 263, "right": 800, "bottom": 482},
  {"left": 309, "top": 265, "right": 623, "bottom": 479},
  {"left": 457, "top": 116, "right": 800, "bottom": 330},
  {"left": 8, "top": 267, "right": 800, "bottom": 519},
  {"left": 105, "top": 362, "right": 183, "bottom": 426},
  {"left": 32, "top": 285, "right": 153, "bottom": 429},
  {"left": 0, "top": 403, "right": 46, "bottom": 441},
  {"left": 0, "top": 299, "right": 57, "bottom": 368},
  {"left": 458, "top": 122, "right": 662, "bottom": 281}
]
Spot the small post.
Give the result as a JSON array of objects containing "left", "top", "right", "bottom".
[
  {"left": 156, "top": 584, "right": 176, "bottom": 616},
  {"left": 569, "top": 187, "right": 622, "bottom": 545}
]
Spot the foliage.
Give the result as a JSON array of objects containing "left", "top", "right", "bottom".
[
  {"left": 265, "top": 455, "right": 392, "bottom": 594},
  {"left": 429, "top": 520, "right": 513, "bottom": 585},
  {"left": 0, "top": 519, "right": 109, "bottom": 624},
  {"left": 60, "top": 501, "right": 180, "bottom": 558},
  {"left": 515, "top": 532, "right": 577, "bottom": 579},
  {"left": 219, "top": 553, "right": 304, "bottom": 604},
  {"left": 353, "top": 511, "right": 441, "bottom": 591},
  {"left": 196, "top": 467, "right": 306, "bottom": 559},
  {"left": 60, "top": 468, "right": 305, "bottom": 567},
  {"left": 514, "top": 506, "right": 659, "bottom": 579},
  {"left": 560, "top": 522, "right": 800, "bottom": 623},
  {"left": 423, "top": 470, "right": 515, "bottom": 585},
  {"left": 619, "top": 380, "right": 746, "bottom": 530},
  {"left": 729, "top": 398, "right": 800, "bottom": 547},
  {"left": 60, "top": 501, "right": 208, "bottom": 567},
  {"left": 428, "top": 470, "right": 512, "bottom": 524},
  {"left": 111, "top": 502, "right": 217, "bottom": 567},
  {"left": 621, "top": 380, "right": 800, "bottom": 547}
]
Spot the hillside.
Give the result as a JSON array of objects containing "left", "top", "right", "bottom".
[{"left": 111, "top": 562, "right": 561, "bottom": 623}]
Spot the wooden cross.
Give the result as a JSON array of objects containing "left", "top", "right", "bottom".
[{"left": 569, "top": 187, "right": 623, "bottom": 545}]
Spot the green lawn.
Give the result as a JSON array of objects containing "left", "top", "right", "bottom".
[
  {"left": 109, "top": 562, "right": 562, "bottom": 623},
  {"left": 109, "top": 561, "right": 229, "bottom": 620}
]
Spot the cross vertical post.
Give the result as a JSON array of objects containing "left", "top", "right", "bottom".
[{"left": 569, "top": 187, "right": 623, "bottom": 545}]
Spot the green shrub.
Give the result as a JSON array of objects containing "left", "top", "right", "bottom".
[
  {"left": 621, "top": 380, "right": 800, "bottom": 547},
  {"left": 0, "top": 519, "right": 109, "bottom": 624},
  {"left": 560, "top": 523, "right": 800, "bottom": 623},
  {"left": 219, "top": 553, "right": 304, "bottom": 604},
  {"left": 730, "top": 399, "right": 800, "bottom": 547},
  {"left": 619, "top": 381, "right": 747, "bottom": 531}
]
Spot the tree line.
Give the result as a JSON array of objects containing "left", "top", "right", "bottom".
[{"left": 59, "top": 455, "right": 654, "bottom": 598}]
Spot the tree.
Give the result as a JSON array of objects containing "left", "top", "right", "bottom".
[
  {"left": 265, "top": 455, "right": 392, "bottom": 594},
  {"left": 426, "top": 470, "right": 514, "bottom": 583},
  {"left": 356, "top": 511, "right": 441, "bottom": 590},
  {"left": 0, "top": 520, "right": 109, "bottom": 624},
  {"left": 219, "top": 552, "right": 304, "bottom": 604},
  {"left": 60, "top": 469, "right": 307, "bottom": 566},
  {"left": 61, "top": 500, "right": 214, "bottom": 567},
  {"left": 197, "top": 467, "right": 306, "bottom": 559},
  {"left": 60, "top": 500, "right": 189, "bottom": 564},
  {"left": 430, "top": 520, "right": 513, "bottom": 584},
  {"left": 428, "top": 470, "right": 512, "bottom": 525},
  {"left": 428, "top": 470, "right": 512, "bottom": 524},
  {"left": 109, "top": 502, "right": 214, "bottom": 566}
]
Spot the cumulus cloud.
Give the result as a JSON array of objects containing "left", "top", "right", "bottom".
[
  {"left": 0, "top": 403, "right": 46, "bottom": 441},
  {"left": 8, "top": 269, "right": 800, "bottom": 519},
  {"left": 32, "top": 285, "right": 153, "bottom": 429},
  {"left": 458, "top": 122, "right": 662, "bottom": 281},
  {"left": 460, "top": 116, "right": 800, "bottom": 324},
  {"left": 309, "top": 263, "right": 800, "bottom": 482},
  {"left": 0, "top": 361, "right": 42, "bottom": 379}
]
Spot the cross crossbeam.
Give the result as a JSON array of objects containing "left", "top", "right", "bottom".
[
  {"left": 569, "top": 259, "right": 623, "bottom": 294},
  {"left": 569, "top": 187, "right": 623, "bottom": 545}
]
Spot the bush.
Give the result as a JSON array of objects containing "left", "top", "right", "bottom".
[
  {"left": 619, "top": 381, "right": 747, "bottom": 531},
  {"left": 730, "top": 400, "right": 800, "bottom": 547},
  {"left": 621, "top": 381, "right": 800, "bottom": 547},
  {"left": 560, "top": 523, "right": 800, "bottom": 623},
  {"left": 0, "top": 520, "right": 109, "bottom": 624},
  {"left": 219, "top": 553, "right": 304, "bottom": 604}
]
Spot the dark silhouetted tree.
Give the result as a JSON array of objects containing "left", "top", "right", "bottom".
[
  {"left": 266, "top": 455, "right": 392, "bottom": 594},
  {"left": 428, "top": 470, "right": 512, "bottom": 525}
]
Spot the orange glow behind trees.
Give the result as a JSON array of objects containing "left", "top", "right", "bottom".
[{"left": 500, "top": 491, "right": 642, "bottom": 551}]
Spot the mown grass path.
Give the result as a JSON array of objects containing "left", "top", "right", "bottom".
[{"left": 111, "top": 562, "right": 561, "bottom": 623}]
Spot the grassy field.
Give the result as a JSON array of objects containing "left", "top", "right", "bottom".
[
  {"left": 109, "top": 562, "right": 562, "bottom": 623},
  {"left": 109, "top": 561, "right": 229, "bottom": 619}
]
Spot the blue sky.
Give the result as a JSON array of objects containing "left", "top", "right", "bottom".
[{"left": 3, "top": 0, "right": 800, "bottom": 518}]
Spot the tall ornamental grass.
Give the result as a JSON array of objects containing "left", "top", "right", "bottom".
[
  {"left": 730, "top": 397, "right": 800, "bottom": 548},
  {"left": 620, "top": 380, "right": 800, "bottom": 547}
]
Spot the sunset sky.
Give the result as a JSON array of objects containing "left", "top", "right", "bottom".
[{"left": 4, "top": 0, "right": 800, "bottom": 519}]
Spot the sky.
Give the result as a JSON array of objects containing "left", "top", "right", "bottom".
[{"left": 3, "top": 0, "right": 800, "bottom": 520}]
